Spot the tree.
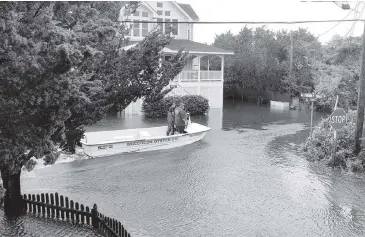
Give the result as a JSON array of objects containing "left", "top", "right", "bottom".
[
  {"left": 0, "top": 2, "right": 83, "bottom": 215},
  {"left": 214, "top": 26, "right": 287, "bottom": 103},
  {"left": 313, "top": 35, "right": 361, "bottom": 111},
  {"left": 0, "top": 1, "right": 187, "bottom": 216}
]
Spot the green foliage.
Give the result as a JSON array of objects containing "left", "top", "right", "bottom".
[
  {"left": 214, "top": 26, "right": 318, "bottom": 102},
  {"left": 142, "top": 95, "right": 210, "bottom": 118},
  {"left": 313, "top": 35, "right": 361, "bottom": 112},
  {"left": 302, "top": 110, "right": 357, "bottom": 165},
  {"left": 0, "top": 1, "right": 188, "bottom": 178}
]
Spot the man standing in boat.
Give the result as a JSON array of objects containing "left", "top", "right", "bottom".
[
  {"left": 174, "top": 102, "right": 188, "bottom": 134},
  {"left": 166, "top": 103, "right": 176, "bottom": 136}
]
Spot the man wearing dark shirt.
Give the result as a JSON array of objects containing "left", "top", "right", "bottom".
[
  {"left": 166, "top": 103, "right": 176, "bottom": 136},
  {"left": 174, "top": 102, "right": 188, "bottom": 134}
]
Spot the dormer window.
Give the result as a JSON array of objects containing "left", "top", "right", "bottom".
[{"left": 157, "top": 2, "right": 163, "bottom": 8}]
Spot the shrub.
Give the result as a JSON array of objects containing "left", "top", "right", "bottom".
[
  {"left": 142, "top": 95, "right": 210, "bottom": 118},
  {"left": 302, "top": 110, "right": 356, "bottom": 164}
]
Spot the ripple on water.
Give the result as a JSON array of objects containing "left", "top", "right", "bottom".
[{"left": 18, "top": 104, "right": 365, "bottom": 237}]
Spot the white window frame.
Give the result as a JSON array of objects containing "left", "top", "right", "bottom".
[
  {"left": 127, "top": 11, "right": 150, "bottom": 38},
  {"left": 157, "top": 18, "right": 178, "bottom": 36}
]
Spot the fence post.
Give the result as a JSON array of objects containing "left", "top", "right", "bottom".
[
  {"left": 86, "top": 206, "right": 90, "bottom": 225},
  {"left": 55, "top": 193, "right": 60, "bottom": 220},
  {"left": 36, "top": 194, "right": 41, "bottom": 214},
  {"left": 41, "top": 193, "right": 46, "bottom": 215},
  {"left": 75, "top": 202, "right": 80, "bottom": 224},
  {"left": 21, "top": 194, "right": 26, "bottom": 212},
  {"left": 91, "top": 203, "right": 99, "bottom": 229}
]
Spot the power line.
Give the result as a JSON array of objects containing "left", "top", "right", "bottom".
[
  {"left": 347, "top": 2, "right": 365, "bottom": 37},
  {"left": 317, "top": 3, "right": 358, "bottom": 37},
  {"left": 120, "top": 19, "right": 364, "bottom": 25}
]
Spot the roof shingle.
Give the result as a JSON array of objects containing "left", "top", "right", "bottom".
[
  {"left": 166, "top": 39, "right": 234, "bottom": 55},
  {"left": 177, "top": 3, "right": 199, "bottom": 21}
]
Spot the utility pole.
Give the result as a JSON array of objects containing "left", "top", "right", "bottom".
[
  {"left": 289, "top": 31, "right": 294, "bottom": 97},
  {"left": 289, "top": 32, "right": 294, "bottom": 76},
  {"left": 354, "top": 19, "right": 365, "bottom": 154}
]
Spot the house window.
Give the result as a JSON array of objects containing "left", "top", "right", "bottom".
[
  {"left": 157, "top": 10, "right": 163, "bottom": 16},
  {"left": 142, "top": 12, "right": 148, "bottom": 18},
  {"left": 165, "top": 19, "right": 171, "bottom": 33},
  {"left": 142, "top": 22, "right": 148, "bottom": 37},
  {"left": 157, "top": 18, "right": 163, "bottom": 31},
  {"left": 126, "top": 22, "right": 132, "bottom": 36},
  {"left": 165, "top": 11, "right": 171, "bottom": 16},
  {"left": 133, "top": 11, "right": 139, "bottom": 16},
  {"left": 165, "top": 56, "right": 172, "bottom": 61},
  {"left": 157, "top": 2, "right": 163, "bottom": 8},
  {"left": 171, "top": 19, "right": 178, "bottom": 35},
  {"left": 133, "top": 20, "right": 140, "bottom": 37}
]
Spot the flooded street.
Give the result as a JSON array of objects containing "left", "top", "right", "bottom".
[{"left": 18, "top": 102, "right": 365, "bottom": 237}]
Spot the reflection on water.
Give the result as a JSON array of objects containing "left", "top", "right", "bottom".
[{"left": 15, "top": 101, "right": 365, "bottom": 237}]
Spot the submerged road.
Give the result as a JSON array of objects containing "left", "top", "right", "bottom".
[{"left": 16, "top": 102, "right": 365, "bottom": 237}]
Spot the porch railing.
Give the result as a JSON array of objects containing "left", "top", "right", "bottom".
[
  {"left": 200, "top": 70, "right": 222, "bottom": 80},
  {"left": 174, "top": 70, "right": 223, "bottom": 82}
]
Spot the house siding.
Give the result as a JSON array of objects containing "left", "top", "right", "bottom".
[{"left": 147, "top": 1, "right": 190, "bottom": 40}]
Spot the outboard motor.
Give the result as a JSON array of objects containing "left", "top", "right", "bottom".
[{"left": 186, "top": 112, "right": 191, "bottom": 127}]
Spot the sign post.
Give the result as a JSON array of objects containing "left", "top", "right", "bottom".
[
  {"left": 300, "top": 93, "right": 323, "bottom": 137},
  {"left": 329, "top": 96, "right": 347, "bottom": 166},
  {"left": 310, "top": 98, "right": 315, "bottom": 136}
]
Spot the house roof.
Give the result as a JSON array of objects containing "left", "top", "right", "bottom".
[
  {"left": 166, "top": 39, "right": 234, "bottom": 55},
  {"left": 124, "top": 39, "right": 234, "bottom": 55},
  {"left": 177, "top": 3, "right": 199, "bottom": 21}
]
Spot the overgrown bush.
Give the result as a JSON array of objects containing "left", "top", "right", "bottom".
[
  {"left": 302, "top": 110, "right": 363, "bottom": 168},
  {"left": 142, "top": 95, "right": 210, "bottom": 118}
]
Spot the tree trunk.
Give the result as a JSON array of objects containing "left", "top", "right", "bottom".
[{"left": 1, "top": 168, "right": 25, "bottom": 216}]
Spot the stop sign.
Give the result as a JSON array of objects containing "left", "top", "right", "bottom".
[{"left": 329, "top": 108, "right": 347, "bottom": 130}]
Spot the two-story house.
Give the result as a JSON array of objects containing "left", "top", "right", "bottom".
[{"left": 119, "top": 1, "right": 234, "bottom": 115}]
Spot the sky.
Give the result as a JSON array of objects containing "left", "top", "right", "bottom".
[{"left": 157, "top": 0, "right": 365, "bottom": 44}]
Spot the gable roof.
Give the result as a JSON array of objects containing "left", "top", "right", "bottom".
[
  {"left": 177, "top": 3, "right": 199, "bottom": 21},
  {"left": 119, "top": 1, "right": 158, "bottom": 20}
]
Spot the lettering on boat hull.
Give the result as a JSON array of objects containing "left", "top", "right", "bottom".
[
  {"left": 98, "top": 144, "right": 113, "bottom": 150},
  {"left": 127, "top": 137, "right": 179, "bottom": 146}
]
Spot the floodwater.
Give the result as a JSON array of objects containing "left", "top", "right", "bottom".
[
  {"left": 0, "top": 210, "right": 103, "bottom": 237},
  {"left": 15, "top": 101, "right": 365, "bottom": 237}
]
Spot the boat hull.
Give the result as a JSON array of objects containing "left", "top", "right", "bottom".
[{"left": 81, "top": 123, "right": 210, "bottom": 158}]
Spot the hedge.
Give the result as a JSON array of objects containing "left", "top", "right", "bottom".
[
  {"left": 142, "top": 95, "right": 210, "bottom": 118},
  {"left": 302, "top": 110, "right": 365, "bottom": 170}
]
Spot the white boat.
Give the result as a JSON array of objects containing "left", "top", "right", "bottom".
[{"left": 80, "top": 118, "right": 211, "bottom": 158}]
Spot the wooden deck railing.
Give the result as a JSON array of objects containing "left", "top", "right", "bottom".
[
  {"left": 0, "top": 192, "right": 131, "bottom": 237},
  {"left": 173, "top": 70, "right": 223, "bottom": 82}
]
